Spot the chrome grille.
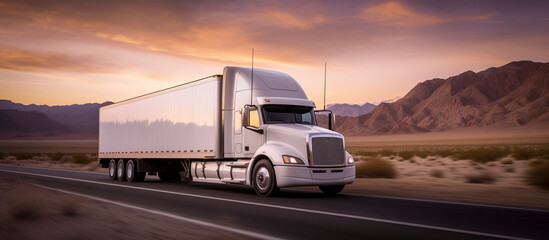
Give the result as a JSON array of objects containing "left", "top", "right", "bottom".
[{"left": 310, "top": 137, "right": 345, "bottom": 166}]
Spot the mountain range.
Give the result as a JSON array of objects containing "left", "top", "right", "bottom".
[
  {"left": 334, "top": 61, "right": 549, "bottom": 135},
  {"left": 1, "top": 60, "right": 548, "bottom": 138},
  {"left": 327, "top": 97, "right": 401, "bottom": 117},
  {"left": 0, "top": 100, "right": 112, "bottom": 138}
]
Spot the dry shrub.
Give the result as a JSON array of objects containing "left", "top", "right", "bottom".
[
  {"left": 434, "top": 149, "right": 453, "bottom": 158},
  {"left": 70, "top": 153, "right": 92, "bottom": 164},
  {"left": 526, "top": 161, "right": 549, "bottom": 189},
  {"left": 60, "top": 155, "right": 73, "bottom": 163},
  {"left": 512, "top": 147, "right": 535, "bottom": 160},
  {"left": 455, "top": 147, "right": 509, "bottom": 163},
  {"left": 48, "top": 152, "right": 65, "bottom": 161},
  {"left": 528, "top": 158, "right": 543, "bottom": 167},
  {"left": 13, "top": 153, "right": 35, "bottom": 160},
  {"left": 398, "top": 151, "right": 414, "bottom": 160},
  {"left": 379, "top": 149, "right": 396, "bottom": 157},
  {"left": 430, "top": 169, "right": 444, "bottom": 178},
  {"left": 356, "top": 157, "right": 397, "bottom": 178},
  {"left": 465, "top": 171, "right": 496, "bottom": 184},
  {"left": 485, "top": 161, "right": 498, "bottom": 167},
  {"left": 499, "top": 157, "right": 514, "bottom": 165}
]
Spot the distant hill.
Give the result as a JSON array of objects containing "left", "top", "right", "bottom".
[
  {"left": 0, "top": 109, "right": 70, "bottom": 138},
  {"left": 327, "top": 102, "right": 377, "bottom": 117},
  {"left": 335, "top": 61, "right": 549, "bottom": 135},
  {"left": 0, "top": 100, "right": 112, "bottom": 138}
]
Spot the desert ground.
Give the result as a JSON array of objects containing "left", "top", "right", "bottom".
[
  {"left": 0, "top": 175, "right": 242, "bottom": 239},
  {"left": 1, "top": 125, "right": 549, "bottom": 211}
]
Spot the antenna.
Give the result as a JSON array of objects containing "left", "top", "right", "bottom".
[
  {"left": 250, "top": 48, "right": 254, "bottom": 105},
  {"left": 323, "top": 62, "right": 327, "bottom": 110}
]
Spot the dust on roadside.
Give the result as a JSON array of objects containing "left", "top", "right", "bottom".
[{"left": 0, "top": 175, "right": 242, "bottom": 239}]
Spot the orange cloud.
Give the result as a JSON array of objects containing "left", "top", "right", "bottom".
[
  {"left": 359, "top": 1, "right": 442, "bottom": 26},
  {"left": 359, "top": 1, "right": 496, "bottom": 27},
  {"left": 257, "top": 10, "right": 326, "bottom": 29},
  {"left": 0, "top": 47, "right": 119, "bottom": 73}
]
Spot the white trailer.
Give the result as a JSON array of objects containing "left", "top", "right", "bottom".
[{"left": 99, "top": 67, "right": 355, "bottom": 196}]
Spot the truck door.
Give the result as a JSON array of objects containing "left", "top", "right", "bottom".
[
  {"left": 238, "top": 105, "right": 264, "bottom": 158},
  {"left": 234, "top": 109, "right": 243, "bottom": 154}
]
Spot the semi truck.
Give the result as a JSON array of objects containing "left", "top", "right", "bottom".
[{"left": 98, "top": 66, "right": 355, "bottom": 196}]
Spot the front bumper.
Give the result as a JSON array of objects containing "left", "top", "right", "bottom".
[{"left": 274, "top": 165, "right": 355, "bottom": 188}]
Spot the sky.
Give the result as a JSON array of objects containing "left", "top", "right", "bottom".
[{"left": 1, "top": 0, "right": 548, "bottom": 106}]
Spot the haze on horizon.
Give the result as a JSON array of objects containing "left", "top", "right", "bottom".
[{"left": 1, "top": 0, "right": 548, "bottom": 106}]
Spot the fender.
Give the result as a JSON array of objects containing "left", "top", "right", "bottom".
[{"left": 245, "top": 140, "right": 308, "bottom": 185}]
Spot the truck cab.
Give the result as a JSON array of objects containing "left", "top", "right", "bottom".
[{"left": 222, "top": 67, "right": 355, "bottom": 196}]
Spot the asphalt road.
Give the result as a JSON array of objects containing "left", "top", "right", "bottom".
[{"left": 1, "top": 164, "right": 548, "bottom": 240}]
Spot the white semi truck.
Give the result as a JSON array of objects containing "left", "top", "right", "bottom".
[{"left": 98, "top": 67, "right": 355, "bottom": 196}]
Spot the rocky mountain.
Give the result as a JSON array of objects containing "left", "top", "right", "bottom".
[
  {"left": 327, "top": 102, "right": 377, "bottom": 117},
  {"left": 0, "top": 100, "right": 112, "bottom": 138},
  {"left": 335, "top": 61, "right": 549, "bottom": 135}
]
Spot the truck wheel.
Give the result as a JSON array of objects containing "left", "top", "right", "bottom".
[
  {"left": 126, "top": 160, "right": 139, "bottom": 182},
  {"left": 252, "top": 159, "right": 279, "bottom": 197},
  {"left": 319, "top": 185, "right": 345, "bottom": 195},
  {"left": 158, "top": 172, "right": 181, "bottom": 181},
  {"left": 117, "top": 160, "right": 126, "bottom": 181},
  {"left": 108, "top": 159, "right": 117, "bottom": 180}
]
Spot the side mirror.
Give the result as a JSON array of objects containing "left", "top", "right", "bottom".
[
  {"left": 314, "top": 110, "right": 336, "bottom": 131},
  {"left": 243, "top": 105, "right": 263, "bottom": 134}
]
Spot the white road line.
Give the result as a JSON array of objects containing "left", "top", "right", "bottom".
[
  {"left": 34, "top": 184, "right": 281, "bottom": 240},
  {"left": 0, "top": 168, "right": 530, "bottom": 240}
]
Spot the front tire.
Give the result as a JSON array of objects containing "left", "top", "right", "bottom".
[
  {"left": 319, "top": 185, "right": 345, "bottom": 195},
  {"left": 108, "top": 159, "right": 117, "bottom": 180},
  {"left": 252, "top": 159, "right": 279, "bottom": 197},
  {"left": 117, "top": 159, "right": 126, "bottom": 181}
]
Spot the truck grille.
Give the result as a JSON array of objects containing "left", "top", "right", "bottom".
[{"left": 310, "top": 137, "right": 345, "bottom": 166}]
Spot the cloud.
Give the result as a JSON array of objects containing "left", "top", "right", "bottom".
[
  {"left": 0, "top": 47, "right": 119, "bottom": 73},
  {"left": 256, "top": 10, "right": 326, "bottom": 29},
  {"left": 359, "top": 1, "right": 495, "bottom": 26}
]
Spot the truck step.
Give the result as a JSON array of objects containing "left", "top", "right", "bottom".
[
  {"left": 226, "top": 162, "right": 249, "bottom": 168},
  {"left": 222, "top": 179, "right": 246, "bottom": 185}
]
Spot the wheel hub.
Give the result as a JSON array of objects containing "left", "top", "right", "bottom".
[{"left": 256, "top": 167, "right": 270, "bottom": 190}]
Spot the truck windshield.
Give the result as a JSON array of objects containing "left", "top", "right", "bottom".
[{"left": 262, "top": 105, "right": 316, "bottom": 125}]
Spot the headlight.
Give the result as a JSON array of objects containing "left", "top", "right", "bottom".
[
  {"left": 283, "top": 155, "right": 304, "bottom": 164},
  {"left": 347, "top": 155, "right": 355, "bottom": 165}
]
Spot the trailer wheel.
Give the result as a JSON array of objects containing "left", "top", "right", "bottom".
[
  {"left": 117, "top": 160, "right": 126, "bottom": 181},
  {"left": 252, "top": 159, "right": 279, "bottom": 197},
  {"left": 108, "top": 159, "right": 117, "bottom": 180},
  {"left": 126, "top": 160, "right": 137, "bottom": 182},
  {"left": 319, "top": 185, "right": 345, "bottom": 195}
]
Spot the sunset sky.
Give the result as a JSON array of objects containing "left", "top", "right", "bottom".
[{"left": 1, "top": 0, "right": 548, "bottom": 106}]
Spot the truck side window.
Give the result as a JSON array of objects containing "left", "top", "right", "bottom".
[{"left": 249, "top": 108, "right": 260, "bottom": 128}]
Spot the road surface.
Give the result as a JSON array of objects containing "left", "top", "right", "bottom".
[{"left": 1, "top": 164, "right": 547, "bottom": 240}]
